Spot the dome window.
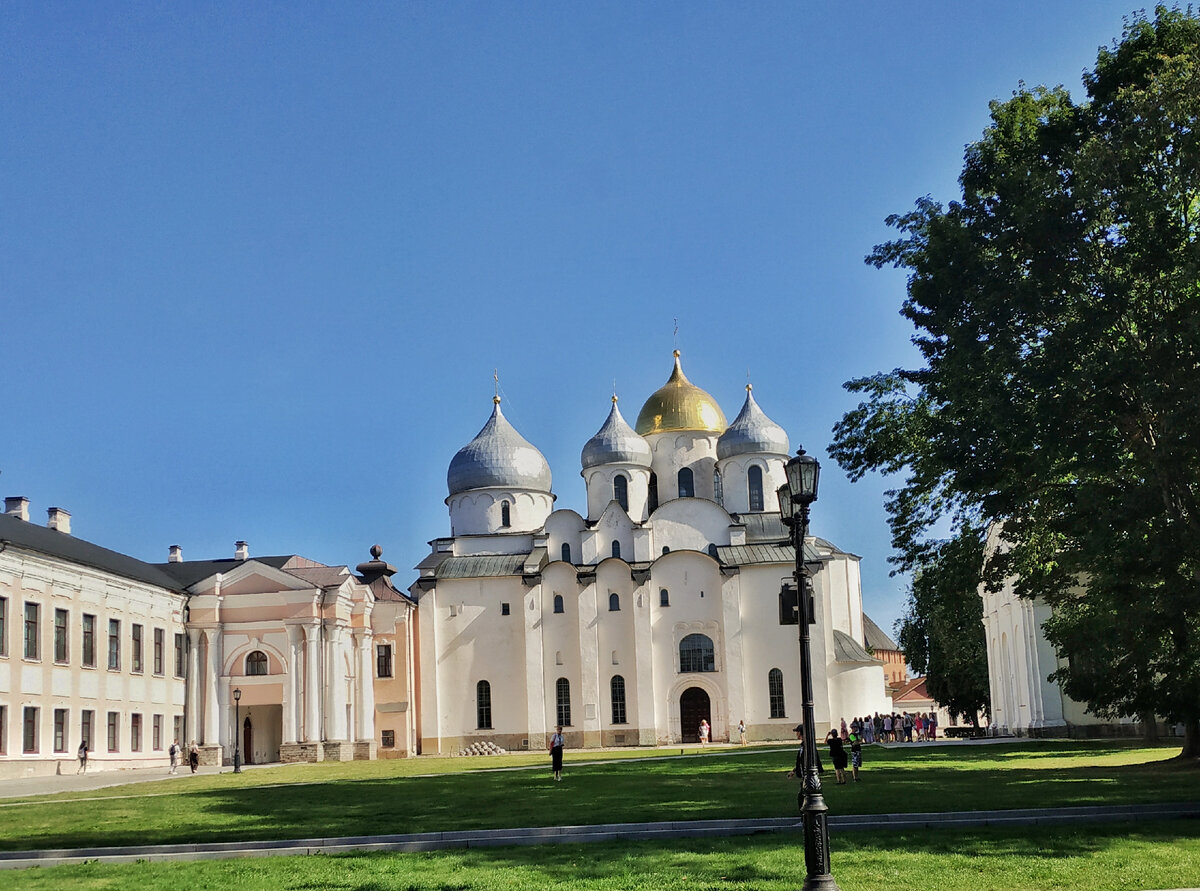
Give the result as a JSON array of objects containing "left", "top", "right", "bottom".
[
  {"left": 500, "top": 501, "right": 511, "bottom": 528},
  {"left": 611, "top": 541, "right": 622, "bottom": 559},
  {"left": 609, "top": 593, "right": 620, "bottom": 611},
  {"left": 648, "top": 473, "right": 659, "bottom": 512},
  {"left": 614, "top": 474, "right": 629, "bottom": 512},
  {"left": 714, "top": 469, "right": 724, "bottom": 506},
  {"left": 561, "top": 543, "right": 571, "bottom": 563},
  {"left": 553, "top": 594, "right": 564, "bottom": 614},
  {"left": 678, "top": 467, "right": 695, "bottom": 498},
  {"left": 748, "top": 465, "right": 764, "bottom": 512}
]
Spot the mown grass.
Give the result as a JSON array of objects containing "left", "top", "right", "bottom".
[
  {"left": 0, "top": 740, "right": 1195, "bottom": 853},
  {"left": 5, "top": 820, "right": 1200, "bottom": 890}
]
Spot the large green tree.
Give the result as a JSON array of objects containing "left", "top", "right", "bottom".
[{"left": 831, "top": 7, "right": 1200, "bottom": 758}]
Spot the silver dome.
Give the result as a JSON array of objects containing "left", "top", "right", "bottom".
[
  {"left": 581, "top": 399, "right": 652, "bottom": 470},
  {"left": 447, "top": 400, "right": 553, "bottom": 496},
  {"left": 717, "top": 386, "right": 790, "bottom": 459}
]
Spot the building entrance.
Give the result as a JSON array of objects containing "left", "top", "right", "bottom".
[{"left": 679, "top": 687, "right": 711, "bottom": 743}]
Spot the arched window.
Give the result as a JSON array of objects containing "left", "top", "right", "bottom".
[
  {"left": 662, "top": 546, "right": 670, "bottom": 555},
  {"left": 609, "top": 592, "right": 620, "bottom": 611},
  {"left": 679, "top": 633, "right": 716, "bottom": 672},
  {"left": 556, "top": 677, "right": 572, "bottom": 726},
  {"left": 553, "top": 594, "right": 564, "bottom": 614},
  {"left": 659, "top": 588, "right": 670, "bottom": 607},
  {"left": 677, "top": 467, "right": 694, "bottom": 498},
  {"left": 613, "top": 474, "right": 629, "bottom": 512},
  {"left": 748, "top": 465, "right": 764, "bottom": 512},
  {"left": 477, "top": 680, "right": 493, "bottom": 729},
  {"left": 561, "top": 542, "right": 571, "bottom": 563},
  {"left": 713, "top": 469, "right": 723, "bottom": 506},
  {"left": 648, "top": 472, "right": 659, "bottom": 513},
  {"left": 246, "top": 651, "right": 268, "bottom": 676},
  {"left": 611, "top": 540, "right": 621, "bottom": 559},
  {"left": 768, "top": 668, "right": 786, "bottom": 718},
  {"left": 611, "top": 675, "right": 627, "bottom": 724},
  {"left": 500, "top": 501, "right": 511, "bottom": 527}
]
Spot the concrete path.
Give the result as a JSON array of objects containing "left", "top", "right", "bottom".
[{"left": 1, "top": 801, "right": 1198, "bottom": 870}]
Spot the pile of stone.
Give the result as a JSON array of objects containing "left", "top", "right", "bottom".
[{"left": 457, "top": 741, "right": 508, "bottom": 756}]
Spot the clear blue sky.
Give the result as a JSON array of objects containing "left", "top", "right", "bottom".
[{"left": 2, "top": 2, "right": 1141, "bottom": 639}]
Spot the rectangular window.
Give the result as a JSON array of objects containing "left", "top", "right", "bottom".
[
  {"left": 54, "top": 608, "right": 69, "bottom": 663},
  {"left": 107, "top": 712, "right": 119, "bottom": 752},
  {"left": 24, "top": 602, "right": 39, "bottom": 660},
  {"left": 380, "top": 729, "right": 395, "bottom": 748},
  {"left": 501, "top": 602, "right": 511, "bottom": 615},
  {"left": 377, "top": 644, "right": 393, "bottom": 678},
  {"left": 153, "top": 628, "right": 164, "bottom": 675},
  {"left": 556, "top": 678, "right": 572, "bottom": 727},
  {"left": 0, "top": 596, "right": 7, "bottom": 656},
  {"left": 174, "top": 633, "right": 186, "bottom": 677},
  {"left": 0, "top": 705, "right": 6, "bottom": 754},
  {"left": 54, "top": 708, "right": 68, "bottom": 752},
  {"left": 173, "top": 715, "right": 183, "bottom": 746},
  {"left": 131, "top": 624, "right": 143, "bottom": 673},
  {"left": 108, "top": 619, "right": 120, "bottom": 670},
  {"left": 82, "top": 614, "right": 96, "bottom": 667},
  {"left": 81, "top": 710, "right": 94, "bottom": 750},
  {"left": 153, "top": 714, "right": 162, "bottom": 750},
  {"left": 131, "top": 714, "right": 142, "bottom": 752},
  {"left": 23, "top": 707, "right": 39, "bottom": 753}
]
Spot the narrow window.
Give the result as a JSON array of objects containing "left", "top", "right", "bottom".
[
  {"left": 556, "top": 677, "right": 572, "bottom": 726},
  {"left": 501, "top": 602, "right": 511, "bottom": 615},
  {"left": 377, "top": 644, "right": 393, "bottom": 678},
  {"left": 748, "top": 465, "right": 764, "bottom": 512},
  {"left": 679, "top": 633, "right": 716, "bottom": 673},
  {"left": 173, "top": 715, "right": 183, "bottom": 746},
  {"left": 608, "top": 592, "right": 620, "bottom": 612},
  {"left": 555, "top": 650, "right": 563, "bottom": 665},
  {"left": 0, "top": 705, "right": 6, "bottom": 754},
  {"left": 769, "top": 668, "right": 786, "bottom": 719},
  {"left": 82, "top": 614, "right": 96, "bottom": 667},
  {"left": 561, "top": 542, "right": 571, "bottom": 563},
  {"left": 153, "top": 714, "right": 162, "bottom": 750},
  {"left": 707, "top": 543, "right": 719, "bottom": 559},
  {"left": 677, "top": 467, "right": 695, "bottom": 498},
  {"left": 174, "top": 633, "right": 185, "bottom": 677},
  {"left": 131, "top": 624, "right": 143, "bottom": 673},
  {"left": 648, "top": 472, "right": 659, "bottom": 513},
  {"left": 613, "top": 474, "right": 629, "bottom": 512},
  {"left": 23, "top": 602, "right": 39, "bottom": 660},
  {"left": 611, "top": 675, "right": 627, "bottom": 724},
  {"left": 477, "top": 680, "right": 493, "bottom": 729},
  {"left": 81, "top": 710, "right": 94, "bottom": 750},
  {"left": 611, "top": 540, "right": 621, "bottom": 559},
  {"left": 54, "top": 608, "right": 68, "bottom": 663},
  {"left": 381, "top": 729, "right": 395, "bottom": 748},
  {"left": 713, "top": 469, "right": 723, "bottom": 506},
  {"left": 131, "top": 713, "right": 142, "bottom": 752},
  {"left": 108, "top": 619, "right": 121, "bottom": 670},
  {"left": 153, "top": 628, "right": 165, "bottom": 675},
  {"left": 246, "top": 651, "right": 268, "bottom": 676},
  {"left": 54, "top": 708, "right": 67, "bottom": 752},
  {"left": 500, "top": 501, "right": 511, "bottom": 527},
  {"left": 660, "top": 588, "right": 670, "bottom": 607},
  {"left": 107, "top": 712, "right": 119, "bottom": 752},
  {"left": 0, "top": 596, "right": 6, "bottom": 656},
  {"left": 23, "top": 707, "right": 38, "bottom": 753},
  {"left": 553, "top": 594, "right": 564, "bottom": 614}
]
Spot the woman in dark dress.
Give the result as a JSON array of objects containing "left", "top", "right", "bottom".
[
  {"left": 548, "top": 725, "right": 565, "bottom": 781},
  {"left": 825, "top": 729, "right": 848, "bottom": 785}
]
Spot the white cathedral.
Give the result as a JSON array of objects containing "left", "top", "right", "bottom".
[{"left": 411, "top": 352, "right": 893, "bottom": 752}]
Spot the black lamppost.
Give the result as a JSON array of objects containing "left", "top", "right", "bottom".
[
  {"left": 777, "top": 448, "right": 840, "bottom": 891},
  {"left": 232, "top": 687, "right": 242, "bottom": 774}
]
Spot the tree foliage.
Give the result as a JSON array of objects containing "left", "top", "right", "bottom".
[{"left": 831, "top": 7, "right": 1200, "bottom": 757}]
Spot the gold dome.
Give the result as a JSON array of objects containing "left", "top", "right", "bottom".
[{"left": 635, "top": 351, "right": 728, "bottom": 435}]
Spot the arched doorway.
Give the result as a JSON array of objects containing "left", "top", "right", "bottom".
[
  {"left": 679, "top": 687, "right": 711, "bottom": 742},
  {"left": 243, "top": 716, "right": 253, "bottom": 766}
]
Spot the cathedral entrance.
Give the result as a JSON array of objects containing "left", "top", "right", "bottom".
[{"left": 679, "top": 687, "right": 711, "bottom": 743}]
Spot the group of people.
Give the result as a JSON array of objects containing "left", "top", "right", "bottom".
[
  {"left": 843, "top": 711, "right": 938, "bottom": 743},
  {"left": 76, "top": 739, "right": 201, "bottom": 775}
]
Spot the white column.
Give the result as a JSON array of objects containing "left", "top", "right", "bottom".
[
  {"left": 305, "top": 622, "right": 321, "bottom": 742},
  {"left": 282, "top": 625, "right": 301, "bottom": 744},
  {"left": 328, "top": 627, "right": 348, "bottom": 740},
  {"left": 186, "top": 629, "right": 202, "bottom": 744},
  {"left": 354, "top": 629, "right": 375, "bottom": 741},
  {"left": 203, "top": 628, "right": 222, "bottom": 746}
]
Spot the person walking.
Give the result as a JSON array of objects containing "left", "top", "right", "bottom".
[
  {"left": 699, "top": 719, "right": 710, "bottom": 745},
  {"left": 188, "top": 741, "right": 200, "bottom": 774},
  {"left": 737, "top": 719, "right": 746, "bottom": 746},
  {"left": 77, "top": 740, "right": 88, "bottom": 774},
  {"left": 548, "top": 725, "right": 565, "bottom": 781},
  {"left": 168, "top": 740, "right": 180, "bottom": 775},
  {"left": 825, "top": 730, "right": 848, "bottom": 785},
  {"left": 848, "top": 731, "right": 863, "bottom": 781}
]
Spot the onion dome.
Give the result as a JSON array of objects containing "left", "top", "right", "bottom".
[
  {"left": 581, "top": 396, "right": 652, "bottom": 469},
  {"left": 635, "top": 351, "right": 727, "bottom": 436},
  {"left": 717, "top": 385, "right": 790, "bottom": 459},
  {"left": 447, "top": 398, "right": 552, "bottom": 496}
]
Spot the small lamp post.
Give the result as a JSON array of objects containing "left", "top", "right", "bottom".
[
  {"left": 232, "top": 687, "right": 242, "bottom": 774},
  {"left": 777, "top": 448, "right": 840, "bottom": 891}
]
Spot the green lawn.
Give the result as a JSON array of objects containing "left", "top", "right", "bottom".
[
  {"left": 0, "top": 740, "right": 1196, "bottom": 852},
  {"left": 5, "top": 821, "right": 1200, "bottom": 890}
]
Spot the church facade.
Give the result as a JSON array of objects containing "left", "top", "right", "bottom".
[{"left": 412, "top": 352, "right": 893, "bottom": 752}]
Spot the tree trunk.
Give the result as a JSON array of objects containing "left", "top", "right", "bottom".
[
  {"left": 1140, "top": 711, "right": 1159, "bottom": 743},
  {"left": 1181, "top": 718, "right": 1200, "bottom": 759}
]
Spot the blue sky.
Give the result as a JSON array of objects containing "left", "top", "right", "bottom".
[{"left": 2, "top": 2, "right": 1141, "bottom": 638}]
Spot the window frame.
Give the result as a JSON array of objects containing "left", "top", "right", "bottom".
[
  {"left": 476, "top": 679, "right": 493, "bottom": 730},
  {"left": 500, "top": 501, "right": 511, "bottom": 527},
  {"left": 107, "top": 711, "right": 119, "bottom": 752},
  {"left": 107, "top": 619, "right": 121, "bottom": 671},
  {"left": 608, "top": 592, "right": 620, "bottom": 612},
  {"left": 748, "top": 465, "right": 765, "bottom": 512},
  {"left": 677, "top": 467, "right": 695, "bottom": 498},
  {"left": 555, "top": 677, "right": 572, "bottom": 727},
  {"left": 380, "top": 729, "right": 395, "bottom": 748},
  {"left": 82, "top": 614, "right": 96, "bottom": 667},
  {"left": 679, "top": 633, "right": 716, "bottom": 673},
  {"left": 131, "top": 713, "right": 142, "bottom": 752},
  {"left": 659, "top": 588, "right": 670, "bottom": 607},
  {"left": 54, "top": 608, "right": 69, "bottom": 663},
  {"left": 613, "top": 474, "right": 629, "bottom": 511},
  {"left": 173, "top": 633, "right": 185, "bottom": 677},
  {"left": 768, "top": 667, "right": 786, "bottom": 719},
  {"left": 153, "top": 628, "right": 165, "bottom": 675},
  {"left": 23, "top": 601, "right": 39, "bottom": 661},
  {"left": 23, "top": 706, "right": 38, "bottom": 753},
  {"left": 54, "top": 708, "right": 68, "bottom": 753},
  {"left": 0, "top": 596, "right": 7, "bottom": 657},
  {"left": 377, "top": 643, "right": 393, "bottom": 678},
  {"left": 560, "top": 542, "right": 571, "bottom": 563},
  {"left": 131, "top": 624, "right": 143, "bottom": 674},
  {"left": 610, "top": 675, "right": 627, "bottom": 725},
  {"left": 246, "top": 650, "right": 268, "bottom": 676},
  {"left": 553, "top": 594, "right": 564, "bottom": 614},
  {"left": 153, "top": 714, "right": 163, "bottom": 750}
]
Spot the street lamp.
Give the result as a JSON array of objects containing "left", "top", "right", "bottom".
[
  {"left": 232, "top": 687, "right": 242, "bottom": 774},
  {"left": 777, "top": 448, "right": 840, "bottom": 891}
]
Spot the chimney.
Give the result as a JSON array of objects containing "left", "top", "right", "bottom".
[
  {"left": 47, "top": 507, "right": 71, "bottom": 534},
  {"left": 235, "top": 540, "right": 249, "bottom": 560},
  {"left": 4, "top": 496, "right": 30, "bottom": 521},
  {"left": 168, "top": 544, "right": 183, "bottom": 563}
]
